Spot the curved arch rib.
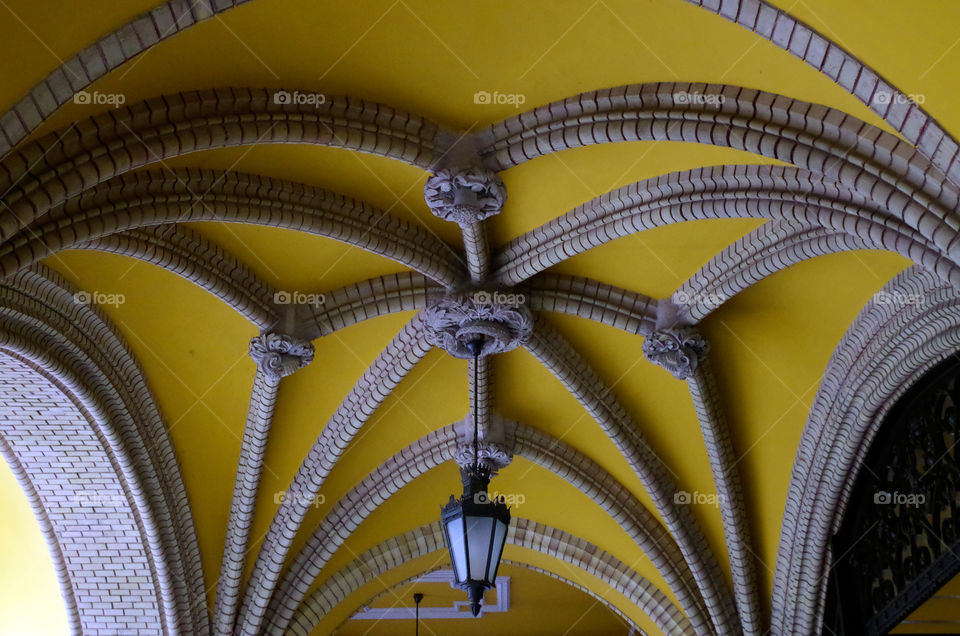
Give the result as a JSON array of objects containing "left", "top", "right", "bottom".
[
  {"left": 500, "top": 560, "right": 643, "bottom": 629},
  {"left": 685, "top": 0, "right": 960, "bottom": 191},
  {"left": 0, "top": 89, "right": 451, "bottom": 241},
  {"left": 213, "top": 365, "right": 283, "bottom": 636},
  {"left": 525, "top": 316, "right": 738, "bottom": 636},
  {"left": 234, "top": 314, "right": 432, "bottom": 636},
  {"left": 298, "top": 272, "right": 439, "bottom": 339},
  {"left": 673, "top": 220, "right": 875, "bottom": 323},
  {"left": 338, "top": 560, "right": 644, "bottom": 632},
  {"left": 475, "top": 84, "right": 960, "bottom": 260},
  {"left": 213, "top": 334, "right": 313, "bottom": 636},
  {"left": 288, "top": 520, "right": 691, "bottom": 636},
  {"left": 0, "top": 169, "right": 465, "bottom": 287},
  {"left": 529, "top": 274, "right": 657, "bottom": 335},
  {"left": 461, "top": 221, "right": 491, "bottom": 283},
  {"left": 0, "top": 265, "right": 207, "bottom": 633},
  {"left": 0, "top": 0, "right": 250, "bottom": 158},
  {"left": 686, "top": 359, "right": 762, "bottom": 636},
  {"left": 494, "top": 165, "right": 960, "bottom": 288},
  {"left": 75, "top": 224, "right": 279, "bottom": 329}
]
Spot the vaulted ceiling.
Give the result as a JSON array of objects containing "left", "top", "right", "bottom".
[{"left": 1, "top": 1, "right": 959, "bottom": 635}]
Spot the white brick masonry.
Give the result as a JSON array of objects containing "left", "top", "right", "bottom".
[{"left": 0, "top": 353, "right": 163, "bottom": 634}]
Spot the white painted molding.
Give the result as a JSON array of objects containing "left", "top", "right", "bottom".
[{"left": 350, "top": 570, "right": 510, "bottom": 620}]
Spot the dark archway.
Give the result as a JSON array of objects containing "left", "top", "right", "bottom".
[{"left": 825, "top": 354, "right": 960, "bottom": 634}]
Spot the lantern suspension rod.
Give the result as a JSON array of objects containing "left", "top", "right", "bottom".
[
  {"left": 414, "top": 593, "right": 423, "bottom": 636},
  {"left": 473, "top": 342, "right": 479, "bottom": 474}
]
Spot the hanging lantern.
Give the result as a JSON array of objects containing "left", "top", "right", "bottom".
[{"left": 440, "top": 336, "right": 511, "bottom": 616}]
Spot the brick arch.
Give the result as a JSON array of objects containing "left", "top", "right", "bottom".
[
  {"left": 0, "top": 265, "right": 207, "bottom": 634},
  {"left": 773, "top": 265, "right": 960, "bottom": 634},
  {"left": 0, "top": 352, "right": 169, "bottom": 634},
  {"left": 0, "top": 434, "right": 80, "bottom": 633}
]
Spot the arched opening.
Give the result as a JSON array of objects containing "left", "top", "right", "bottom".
[{"left": 826, "top": 355, "right": 960, "bottom": 634}]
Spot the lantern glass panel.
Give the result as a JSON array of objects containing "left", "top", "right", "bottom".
[
  {"left": 465, "top": 515, "right": 495, "bottom": 580},
  {"left": 487, "top": 518, "right": 508, "bottom": 581},
  {"left": 445, "top": 516, "right": 467, "bottom": 582}
]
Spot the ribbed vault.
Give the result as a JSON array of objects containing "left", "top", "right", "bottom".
[{"left": 0, "top": 1, "right": 958, "bottom": 635}]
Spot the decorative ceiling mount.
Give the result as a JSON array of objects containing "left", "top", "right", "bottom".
[
  {"left": 424, "top": 167, "right": 506, "bottom": 226},
  {"left": 642, "top": 327, "right": 709, "bottom": 380},
  {"left": 423, "top": 293, "right": 532, "bottom": 358},
  {"left": 454, "top": 412, "right": 514, "bottom": 473},
  {"left": 249, "top": 333, "right": 315, "bottom": 379}
]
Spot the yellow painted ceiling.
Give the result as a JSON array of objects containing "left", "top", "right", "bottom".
[{"left": 0, "top": 0, "right": 955, "bottom": 634}]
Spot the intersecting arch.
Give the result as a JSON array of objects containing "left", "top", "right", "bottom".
[
  {"left": 264, "top": 421, "right": 710, "bottom": 635},
  {"left": 288, "top": 521, "right": 691, "bottom": 636}
]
